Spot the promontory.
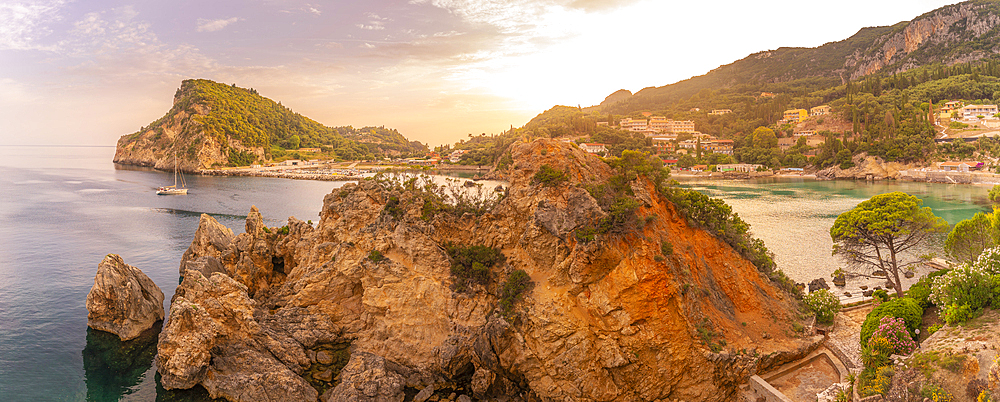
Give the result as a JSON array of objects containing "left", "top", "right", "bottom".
[{"left": 156, "top": 138, "right": 820, "bottom": 401}]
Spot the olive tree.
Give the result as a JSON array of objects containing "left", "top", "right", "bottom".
[{"left": 830, "top": 192, "right": 948, "bottom": 296}]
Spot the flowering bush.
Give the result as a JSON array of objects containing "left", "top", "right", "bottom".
[
  {"left": 930, "top": 265, "right": 994, "bottom": 309},
  {"left": 860, "top": 365, "right": 894, "bottom": 397},
  {"left": 860, "top": 297, "right": 922, "bottom": 345},
  {"left": 862, "top": 336, "right": 893, "bottom": 368},
  {"left": 930, "top": 247, "right": 1000, "bottom": 325},
  {"left": 868, "top": 316, "right": 917, "bottom": 355},
  {"left": 804, "top": 289, "right": 841, "bottom": 324}
]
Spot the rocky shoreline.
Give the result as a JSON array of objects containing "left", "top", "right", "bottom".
[{"left": 137, "top": 139, "right": 821, "bottom": 402}]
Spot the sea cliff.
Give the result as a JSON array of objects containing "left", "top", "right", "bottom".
[{"left": 157, "top": 139, "right": 820, "bottom": 401}]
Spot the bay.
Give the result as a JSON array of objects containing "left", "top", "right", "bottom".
[{"left": 675, "top": 176, "right": 991, "bottom": 289}]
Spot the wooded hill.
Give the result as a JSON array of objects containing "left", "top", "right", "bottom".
[{"left": 117, "top": 79, "right": 426, "bottom": 169}]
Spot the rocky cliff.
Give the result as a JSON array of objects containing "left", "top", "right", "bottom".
[
  {"left": 157, "top": 139, "right": 820, "bottom": 401},
  {"left": 846, "top": 1, "right": 1000, "bottom": 79}
]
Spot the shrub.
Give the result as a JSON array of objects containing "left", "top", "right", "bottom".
[
  {"left": 446, "top": 243, "right": 504, "bottom": 291},
  {"left": 859, "top": 365, "right": 894, "bottom": 397},
  {"left": 532, "top": 164, "right": 568, "bottom": 187},
  {"left": 872, "top": 289, "right": 889, "bottom": 303},
  {"left": 908, "top": 269, "right": 949, "bottom": 308},
  {"left": 367, "top": 250, "right": 385, "bottom": 263},
  {"left": 868, "top": 316, "right": 917, "bottom": 355},
  {"left": 383, "top": 195, "right": 404, "bottom": 219},
  {"left": 661, "top": 240, "right": 673, "bottom": 255},
  {"left": 804, "top": 289, "right": 841, "bottom": 324},
  {"left": 278, "top": 225, "right": 290, "bottom": 235},
  {"left": 862, "top": 336, "right": 894, "bottom": 368},
  {"left": 922, "top": 383, "right": 955, "bottom": 402},
  {"left": 499, "top": 269, "right": 533, "bottom": 319},
  {"left": 930, "top": 263, "right": 994, "bottom": 324},
  {"left": 942, "top": 303, "right": 975, "bottom": 325},
  {"left": 860, "top": 297, "right": 922, "bottom": 345}
]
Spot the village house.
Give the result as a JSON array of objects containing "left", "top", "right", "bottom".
[
  {"left": 939, "top": 161, "right": 982, "bottom": 172},
  {"left": 777, "top": 137, "right": 796, "bottom": 151},
  {"left": 793, "top": 130, "right": 816, "bottom": 137},
  {"left": 709, "top": 109, "right": 732, "bottom": 116},
  {"left": 678, "top": 140, "right": 698, "bottom": 150},
  {"left": 448, "top": 149, "right": 468, "bottom": 163},
  {"left": 662, "top": 159, "right": 678, "bottom": 167},
  {"left": 961, "top": 105, "right": 999, "bottom": 119},
  {"left": 810, "top": 105, "right": 831, "bottom": 116},
  {"left": 651, "top": 137, "right": 675, "bottom": 153},
  {"left": 702, "top": 139, "right": 734, "bottom": 155},
  {"left": 783, "top": 109, "right": 809, "bottom": 123},
  {"left": 579, "top": 143, "right": 608, "bottom": 154}
]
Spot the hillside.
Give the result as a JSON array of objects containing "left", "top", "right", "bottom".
[
  {"left": 605, "top": 0, "right": 1000, "bottom": 113},
  {"left": 113, "top": 79, "right": 426, "bottom": 171}
]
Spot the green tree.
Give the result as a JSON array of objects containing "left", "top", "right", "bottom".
[
  {"left": 830, "top": 192, "right": 949, "bottom": 296},
  {"left": 944, "top": 210, "right": 1000, "bottom": 264},
  {"left": 990, "top": 185, "right": 1000, "bottom": 204}
]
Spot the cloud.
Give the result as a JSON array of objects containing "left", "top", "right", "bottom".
[
  {"left": 0, "top": 0, "right": 65, "bottom": 50},
  {"left": 356, "top": 12, "right": 390, "bottom": 31},
  {"left": 196, "top": 17, "right": 239, "bottom": 32}
]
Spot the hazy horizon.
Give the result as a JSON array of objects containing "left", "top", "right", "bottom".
[{"left": 1, "top": 0, "right": 959, "bottom": 148}]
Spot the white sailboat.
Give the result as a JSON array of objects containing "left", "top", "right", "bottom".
[{"left": 156, "top": 153, "right": 188, "bottom": 195}]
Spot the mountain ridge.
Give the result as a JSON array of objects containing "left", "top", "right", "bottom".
[{"left": 594, "top": 0, "right": 1000, "bottom": 114}]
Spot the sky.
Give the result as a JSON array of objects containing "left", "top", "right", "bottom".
[{"left": 0, "top": 0, "right": 961, "bottom": 148}]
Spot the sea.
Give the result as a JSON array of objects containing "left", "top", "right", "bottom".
[{"left": 0, "top": 146, "right": 991, "bottom": 401}]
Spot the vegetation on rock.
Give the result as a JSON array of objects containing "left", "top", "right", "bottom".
[{"left": 445, "top": 243, "right": 504, "bottom": 292}]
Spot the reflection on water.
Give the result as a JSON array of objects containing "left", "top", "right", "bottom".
[{"left": 83, "top": 324, "right": 160, "bottom": 401}]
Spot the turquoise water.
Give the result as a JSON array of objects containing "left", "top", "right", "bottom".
[
  {"left": 0, "top": 148, "right": 989, "bottom": 401},
  {"left": 675, "top": 176, "right": 992, "bottom": 285}
]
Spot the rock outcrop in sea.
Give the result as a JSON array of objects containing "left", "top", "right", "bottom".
[
  {"left": 86, "top": 254, "right": 165, "bottom": 341},
  {"left": 156, "top": 139, "right": 821, "bottom": 401},
  {"left": 815, "top": 153, "right": 915, "bottom": 181}
]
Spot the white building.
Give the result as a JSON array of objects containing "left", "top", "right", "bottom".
[
  {"left": 579, "top": 143, "right": 608, "bottom": 154},
  {"left": 618, "top": 118, "right": 648, "bottom": 132},
  {"left": 961, "top": 105, "right": 999, "bottom": 119}
]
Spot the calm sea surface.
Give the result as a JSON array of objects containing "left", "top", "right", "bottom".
[{"left": 0, "top": 147, "right": 989, "bottom": 401}]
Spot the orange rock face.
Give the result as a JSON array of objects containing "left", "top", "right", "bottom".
[{"left": 159, "top": 138, "right": 820, "bottom": 402}]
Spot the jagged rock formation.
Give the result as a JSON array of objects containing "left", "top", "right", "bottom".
[
  {"left": 86, "top": 254, "right": 165, "bottom": 341},
  {"left": 157, "top": 139, "right": 820, "bottom": 401}
]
